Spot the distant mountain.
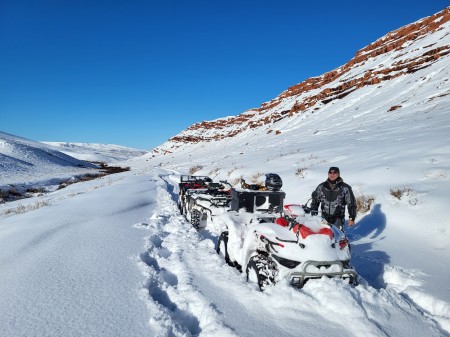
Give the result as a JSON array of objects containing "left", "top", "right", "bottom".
[
  {"left": 43, "top": 142, "right": 148, "bottom": 163},
  {"left": 0, "top": 131, "right": 100, "bottom": 188},
  {"left": 152, "top": 7, "right": 450, "bottom": 156},
  {"left": 0, "top": 132, "right": 97, "bottom": 171},
  {"left": 0, "top": 132, "right": 145, "bottom": 192}
]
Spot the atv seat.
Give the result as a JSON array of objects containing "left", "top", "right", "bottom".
[
  {"left": 299, "top": 225, "right": 333, "bottom": 240},
  {"left": 275, "top": 217, "right": 289, "bottom": 227}
]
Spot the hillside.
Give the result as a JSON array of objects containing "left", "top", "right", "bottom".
[
  {"left": 151, "top": 7, "right": 450, "bottom": 153},
  {"left": 0, "top": 132, "right": 145, "bottom": 200},
  {"left": 43, "top": 141, "right": 148, "bottom": 163},
  {"left": 0, "top": 131, "right": 98, "bottom": 188}
]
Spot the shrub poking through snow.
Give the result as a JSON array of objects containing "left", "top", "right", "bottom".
[
  {"left": 295, "top": 167, "right": 307, "bottom": 178},
  {"left": 251, "top": 172, "right": 264, "bottom": 184},
  {"left": 356, "top": 194, "right": 375, "bottom": 214},
  {"left": 3, "top": 200, "right": 50, "bottom": 215},
  {"left": 390, "top": 186, "right": 414, "bottom": 200},
  {"left": 208, "top": 167, "right": 220, "bottom": 176},
  {"left": 189, "top": 165, "right": 203, "bottom": 175},
  {"left": 230, "top": 176, "right": 243, "bottom": 187},
  {"left": 390, "top": 186, "right": 418, "bottom": 205}
]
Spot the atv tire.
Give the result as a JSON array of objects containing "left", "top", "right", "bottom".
[
  {"left": 216, "top": 231, "right": 230, "bottom": 262},
  {"left": 190, "top": 209, "right": 201, "bottom": 229},
  {"left": 246, "top": 255, "right": 273, "bottom": 291},
  {"left": 348, "top": 274, "right": 359, "bottom": 287},
  {"left": 216, "top": 231, "right": 242, "bottom": 272}
]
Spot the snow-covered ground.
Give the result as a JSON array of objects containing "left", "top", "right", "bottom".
[
  {"left": 0, "top": 162, "right": 448, "bottom": 337},
  {"left": 1, "top": 128, "right": 449, "bottom": 336}
]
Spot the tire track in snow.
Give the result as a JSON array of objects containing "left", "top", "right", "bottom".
[{"left": 135, "top": 180, "right": 237, "bottom": 337}]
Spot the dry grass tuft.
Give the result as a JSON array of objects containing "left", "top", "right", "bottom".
[
  {"left": 390, "top": 186, "right": 414, "bottom": 200},
  {"left": 356, "top": 194, "right": 375, "bottom": 214},
  {"left": 3, "top": 200, "right": 51, "bottom": 215},
  {"left": 189, "top": 165, "right": 203, "bottom": 175}
]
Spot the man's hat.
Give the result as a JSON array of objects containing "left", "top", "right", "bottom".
[{"left": 328, "top": 166, "right": 340, "bottom": 173}]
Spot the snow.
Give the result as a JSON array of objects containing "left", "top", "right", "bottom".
[
  {"left": 1, "top": 133, "right": 449, "bottom": 335},
  {"left": 42, "top": 141, "right": 148, "bottom": 163},
  {"left": 0, "top": 173, "right": 156, "bottom": 337},
  {"left": 2, "top": 10, "right": 450, "bottom": 337}
]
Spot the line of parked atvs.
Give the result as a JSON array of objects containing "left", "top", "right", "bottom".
[{"left": 177, "top": 174, "right": 358, "bottom": 290}]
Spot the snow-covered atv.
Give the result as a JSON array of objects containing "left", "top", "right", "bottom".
[
  {"left": 178, "top": 175, "right": 232, "bottom": 229},
  {"left": 177, "top": 175, "right": 211, "bottom": 213},
  {"left": 216, "top": 204, "right": 358, "bottom": 290}
]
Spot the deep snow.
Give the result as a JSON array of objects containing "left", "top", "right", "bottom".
[
  {"left": 0, "top": 148, "right": 448, "bottom": 336},
  {"left": 0, "top": 173, "right": 155, "bottom": 337}
]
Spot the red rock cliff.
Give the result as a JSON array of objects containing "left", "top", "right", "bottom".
[{"left": 166, "top": 7, "right": 450, "bottom": 146}]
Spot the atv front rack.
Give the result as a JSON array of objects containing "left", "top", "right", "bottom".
[{"left": 289, "top": 260, "right": 357, "bottom": 287}]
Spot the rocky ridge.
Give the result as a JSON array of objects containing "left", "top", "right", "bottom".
[{"left": 154, "top": 7, "right": 450, "bottom": 155}]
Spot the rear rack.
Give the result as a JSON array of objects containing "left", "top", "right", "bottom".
[{"left": 289, "top": 260, "right": 357, "bottom": 287}]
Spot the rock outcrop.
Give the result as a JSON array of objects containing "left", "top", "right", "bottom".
[{"left": 157, "top": 7, "right": 450, "bottom": 151}]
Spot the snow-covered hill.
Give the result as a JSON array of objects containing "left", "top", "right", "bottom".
[
  {"left": 0, "top": 132, "right": 147, "bottom": 196},
  {"left": 0, "top": 131, "right": 100, "bottom": 189},
  {"left": 1, "top": 7, "right": 450, "bottom": 337},
  {"left": 43, "top": 141, "right": 148, "bottom": 163}
]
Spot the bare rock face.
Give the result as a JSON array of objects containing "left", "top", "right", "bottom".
[{"left": 159, "top": 7, "right": 450, "bottom": 149}]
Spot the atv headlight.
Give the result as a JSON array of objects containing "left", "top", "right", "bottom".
[
  {"left": 339, "top": 237, "right": 349, "bottom": 249},
  {"left": 272, "top": 255, "right": 301, "bottom": 269}
]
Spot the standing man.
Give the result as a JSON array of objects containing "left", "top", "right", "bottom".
[{"left": 311, "top": 167, "right": 356, "bottom": 231}]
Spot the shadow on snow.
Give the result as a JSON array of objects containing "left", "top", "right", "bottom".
[
  {"left": 347, "top": 203, "right": 390, "bottom": 289},
  {"left": 159, "top": 173, "right": 179, "bottom": 202}
]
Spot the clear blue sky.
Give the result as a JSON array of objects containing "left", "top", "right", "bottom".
[{"left": 1, "top": 1, "right": 447, "bottom": 150}]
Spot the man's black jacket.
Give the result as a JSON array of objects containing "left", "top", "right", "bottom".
[{"left": 311, "top": 177, "right": 357, "bottom": 221}]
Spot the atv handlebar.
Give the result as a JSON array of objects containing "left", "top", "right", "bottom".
[
  {"left": 219, "top": 180, "right": 232, "bottom": 189},
  {"left": 302, "top": 198, "right": 318, "bottom": 216},
  {"left": 302, "top": 205, "right": 318, "bottom": 216}
]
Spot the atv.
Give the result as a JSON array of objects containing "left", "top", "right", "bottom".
[
  {"left": 216, "top": 203, "right": 358, "bottom": 290},
  {"left": 178, "top": 175, "right": 232, "bottom": 229},
  {"left": 177, "top": 175, "right": 211, "bottom": 215}
]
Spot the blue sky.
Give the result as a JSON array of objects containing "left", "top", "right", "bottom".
[{"left": 1, "top": 1, "right": 447, "bottom": 150}]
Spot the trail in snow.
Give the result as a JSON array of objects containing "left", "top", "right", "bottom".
[{"left": 135, "top": 174, "right": 238, "bottom": 337}]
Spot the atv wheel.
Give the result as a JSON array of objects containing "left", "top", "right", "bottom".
[
  {"left": 246, "top": 255, "right": 273, "bottom": 291},
  {"left": 216, "top": 231, "right": 242, "bottom": 271},
  {"left": 216, "top": 231, "right": 230, "bottom": 263},
  {"left": 190, "top": 209, "right": 201, "bottom": 229},
  {"left": 348, "top": 275, "right": 359, "bottom": 287}
]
